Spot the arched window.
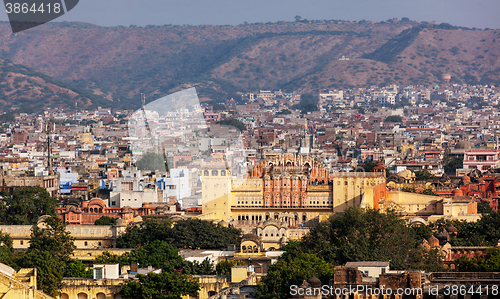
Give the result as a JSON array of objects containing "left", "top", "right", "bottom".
[
  {"left": 212, "top": 170, "right": 218, "bottom": 176},
  {"left": 242, "top": 245, "right": 247, "bottom": 253},
  {"left": 204, "top": 170, "right": 209, "bottom": 176},
  {"left": 221, "top": 170, "right": 226, "bottom": 176}
]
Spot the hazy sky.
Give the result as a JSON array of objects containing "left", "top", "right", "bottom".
[{"left": 1, "top": 0, "right": 499, "bottom": 29}]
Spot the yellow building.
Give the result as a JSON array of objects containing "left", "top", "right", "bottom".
[
  {"left": 199, "top": 154, "right": 387, "bottom": 228},
  {"left": 0, "top": 263, "right": 52, "bottom": 299},
  {"left": 0, "top": 223, "right": 127, "bottom": 250},
  {"left": 198, "top": 154, "right": 387, "bottom": 251},
  {"left": 382, "top": 191, "right": 480, "bottom": 223},
  {"left": 59, "top": 278, "right": 123, "bottom": 299},
  {"left": 77, "top": 133, "right": 94, "bottom": 147}
]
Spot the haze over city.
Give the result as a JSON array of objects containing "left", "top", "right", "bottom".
[{"left": 0, "top": 0, "right": 499, "bottom": 28}]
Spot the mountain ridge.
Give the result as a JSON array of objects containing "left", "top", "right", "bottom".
[{"left": 0, "top": 19, "right": 498, "bottom": 110}]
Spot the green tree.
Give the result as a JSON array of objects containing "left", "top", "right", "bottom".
[
  {"left": 129, "top": 241, "right": 186, "bottom": 272},
  {"left": 292, "top": 93, "right": 318, "bottom": 114},
  {"left": 120, "top": 272, "right": 200, "bottom": 299},
  {"left": 456, "top": 248, "right": 500, "bottom": 272},
  {"left": 0, "top": 186, "right": 58, "bottom": 225},
  {"left": 384, "top": 115, "right": 403, "bottom": 122},
  {"left": 414, "top": 170, "right": 436, "bottom": 181},
  {"left": 17, "top": 249, "right": 65, "bottom": 297},
  {"left": 361, "top": 161, "right": 375, "bottom": 172},
  {"left": 215, "top": 258, "right": 236, "bottom": 275},
  {"left": 0, "top": 231, "right": 14, "bottom": 266},
  {"left": 136, "top": 152, "right": 168, "bottom": 171},
  {"left": 94, "top": 216, "right": 118, "bottom": 225},
  {"left": 165, "top": 219, "right": 241, "bottom": 249},
  {"left": 63, "top": 260, "right": 93, "bottom": 278},
  {"left": 117, "top": 218, "right": 241, "bottom": 250},
  {"left": 96, "top": 241, "right": 213, "bottom": 275},
  {"left": 215, "top": 118, "right": 246, "bottom": 131},
  {"left": 117, "top": 218, "right": 173, "bottom": 248},
  {"left": 478, "top": 201, "right": 493, "bottom": 214},
  {"left": 298, "top": 208, "right": 441, "bottom": 270},
  {"left": 405, "top": 247, "right": 446, "bottom": 272},
  {"left": 411, "top": 224, "right": 433, "bottom": 241},
  {"left": 276, "top": 109, "right": 291, "bottom": 115},
  {"left": 29, "top": 216, "right": 76, "bottom": 262},
  {"left": 256, "top": 253, "right": 334, "bottom": 299},
  {"left": 95, "top": 250, "right": 126, "bottom": 264},
  {"left": 438, "top": 219, "right": 487, "bottom": 246},
  {"left": 444, "top": 157, "right": 463, "bottom": 174},
  {"left": 189, "top": 258, "right": 215, "bottom": 275},
  {"left": 476, "top": 211, "right": 500, "bottom": 246}
]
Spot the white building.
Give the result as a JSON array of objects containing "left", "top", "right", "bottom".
[
  {"left": 377, "top": 92, "right": 396, "bottom": 105},
  {"left": 163, "top": 168, "right": 191, "bottom": 204}
]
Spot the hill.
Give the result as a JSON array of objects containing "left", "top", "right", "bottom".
[
  {"left": 0, "top": 57, "right": 110, "bottom": 112},
  {"left": 0, "top": 20, "right": 497, "bottom": 110}
]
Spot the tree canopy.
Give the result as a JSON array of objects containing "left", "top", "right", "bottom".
[
  {"left": 96, "top": 240, "right": 215, "bottom": 275},
  {"left": 256, "top": 209, "right": 446, "bottom": 299},
  {"left": 256, "top": 253, "right": 334, "bottom": 299},
  {"left": 2, "top": 216, "right": 78, "bottom": 297},
  {"left": 285, "top": 208, "right": 444, "bottom": 271},
  {"left": 29, "top": 216, "right": 76, "bottom": 262},
  {"left": 384, "top": 115, "right": 403, "bottom": 122},
  {"left": 166, "top": 219, "right": 241, "bottom": 249},
  {"left": 444, "top": 157, "right": 463, "bottom": 174},
  {"left": 478, "top": 201, "right": 493, "bottom": 214},
  {"left": 120, "top": 272, "right": 200, "bottom": 299},
  {"left": 291, "top": 93, "right": 318, "bottom": 114},
  {"left": 18, "top": 249, "right": 65, "bottom": 297},
  {"left": 215, "top": 118, "right": 246, "bottom": 131},
  {"left": 414, "top": 170, "right": 437, "bottom": 181},
  {"left": 63, "top": 260, "right": 93, "bottom": 278},
  {"left": 136, "top": 152, "right": 168, "bottom": 171},
  {"left": 117, "top": 218, "right": 241, "bottom": 250},
  {"left": 94, "top": 216, "right": 118, "bottom": 225},
  {"left": 0, "top": 186, "right": 58, "bottom": 225},
  {"left": 456, "top": 248, "right": 500, "bottom": 272}
]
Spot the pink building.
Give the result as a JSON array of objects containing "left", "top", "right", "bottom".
[{"left": 463, "top": 149, "right": 500, "bottom": 172}]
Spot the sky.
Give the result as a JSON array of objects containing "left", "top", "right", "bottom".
[{"left": 1, "top": 0, "right": 500, "bottom": 29}]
